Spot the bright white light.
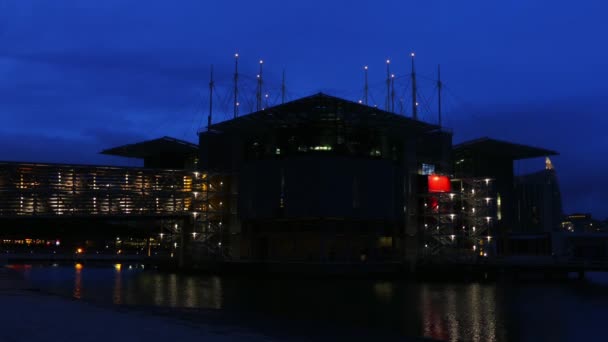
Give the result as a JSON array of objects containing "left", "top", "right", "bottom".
[
  {"left": 386, "top": 59, "right": 390, "bottom": 64},
  {"left": 450, "top": 235, "right": 455, "bottom": 241},
  {"left": 364, "top": 65, "right": 368, "bottom": 70},
  {"left": 411, "top": 52, "right": 415, "bottom": 57},
  {"left": 391, "top": 74, "right": 395, "bottom": 78},
  {"left": 259, "top": 60, "right": 263, "bottom": 64},
  {"left": 234, "top": 53, "right": 239, "bottom": 58}
]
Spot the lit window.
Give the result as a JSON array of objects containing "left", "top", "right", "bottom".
[{"left": 421, "top": 164, "right": 435, "bottom": 175}]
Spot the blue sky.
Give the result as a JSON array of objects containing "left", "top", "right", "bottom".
[{"left": 0, "top": 0, "right": 607, "bottom": 217}]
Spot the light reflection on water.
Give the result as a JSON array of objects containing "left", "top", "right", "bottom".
[{"left": 13, "top": 264, "right": 608, "bottom": 341}]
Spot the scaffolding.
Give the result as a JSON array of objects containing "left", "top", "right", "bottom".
[{"left": 420, "top": 177, "right": 497, "bottom": 258}]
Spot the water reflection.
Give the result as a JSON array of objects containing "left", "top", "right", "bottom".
[
  {"left": 113, "top": 264, "right": 122, "bottom": 305},
  {"left": 73, "top": 263, "right": 83, "bottom": 299},
  {"left": 15, "top": 265, "right": 608, "bottom": 341},
  {"left": 420, "top": 283, "right": 500, "bottom": 342}
]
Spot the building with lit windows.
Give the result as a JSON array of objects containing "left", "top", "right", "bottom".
[
  {"left": 199, "top": 93, "right": 452, "bottom": 262},
  {"left": 0, "top": 94, "right": 562, "bottom": 265}
]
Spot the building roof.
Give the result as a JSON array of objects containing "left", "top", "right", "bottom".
[
  {"left": 454, "top": 137, "right": 558, "bottom": 160},
  {"left": 100, "top": 136, "right": 198, "bottom": 159},
  {"left": 205, "top": 93, "right": 441, "bottom": 134}
]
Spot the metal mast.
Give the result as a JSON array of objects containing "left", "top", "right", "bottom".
[
  {"left": 281, "top": 69, "right": 286, "bottom": 104},
  {"left": 391, "top": 73, "right": 395, "bottom": 113},
  {"left": 437, "top": 64, "right": 443, "bottom": 127},
  {"left": 364, "top": 65, "right": 369, "bottom": 106},
  {"left": 256, "top": 59, "right": 263, "bottom": 111},
  {"left": 385, "top": 59, "right": 391, "bottom": 111},
  {"left": 207, "top": 65, "right": 214, "bottom": 130},
  {"left": 233, "top": 53, "right": 239, "bottom": 118},
  {"left": 411, "top": 52, "right": 418, "bottom": 120}
]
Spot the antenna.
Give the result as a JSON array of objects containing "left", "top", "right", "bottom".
[
  {"left": 364, "top": 65, "right": 369, "bottom": 106},
  {"left": 233, "top": 53, "right": 239, "bottom": 118},
  {"left": 281, "top": 69, "right": 286, "bottom": 104},
  {"left": 386, "top": 59, "right": 391, "bottom": 110},
  {"left": 411, "top": 52, "right": 418, "bottom": 120},
  {"left": 391, "top": 74, "right": 395, "bottom": 113},
  {"left": 207, "top": 65, "right": 214, "bottom": 130},
  {"left": 437, "top": 64, "right": 442, "bottom": 127},
  {"left": 256, "top": 59, "right": 263, "bottom": 111}
]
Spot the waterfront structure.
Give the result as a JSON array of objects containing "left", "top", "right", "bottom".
[
  {"left": 0, "top": 94, "right": 561, "bottom": 264},
  {"left": 200, "top": 93, "right": 452, "bottom": 262},
  {"left": 452, "top": 138, "right": 558, "bottom": 256},
  {"left": 0, "top": 138, "right": 200, "bottom": 254}
]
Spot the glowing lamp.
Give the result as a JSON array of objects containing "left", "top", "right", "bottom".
[{"left": 428, "top": 175, "right": 451, "bottom": 193}]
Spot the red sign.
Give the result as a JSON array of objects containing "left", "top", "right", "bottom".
[{"left": 428, "top": 175, "right": 451, "bottom": 193}]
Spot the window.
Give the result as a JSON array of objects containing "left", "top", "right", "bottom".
[{"left": 421, "top": 163, "right": 435, "bottom": 175}]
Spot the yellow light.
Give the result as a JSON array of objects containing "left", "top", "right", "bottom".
[
  {"left": 75, "top": 263, "right": 83, "bottom": 270},
  {"left": 114, "top": 264, "right": 122, "bottom": 271},
  {"left": 76, "top": 248, "right": 83, "bottom": 254}
]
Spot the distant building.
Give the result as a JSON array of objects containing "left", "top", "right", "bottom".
[
  {"left": 561, "top": 213, "right": 602, "bottom": 233},
  {"left": 514, "top": 157, "right": 563, "bottom": 234}
]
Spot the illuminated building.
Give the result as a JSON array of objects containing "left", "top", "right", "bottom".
[
  {"left": 199, "top": 93, "right": 452, "bottom": 262},
  {"left": 0, "top": 94, "right": 562, "bottom": 264},
  {"left": 452, "top": 138, "right": 559, "bottom": 256}
]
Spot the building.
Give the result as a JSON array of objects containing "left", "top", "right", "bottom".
[
  {"left": 0, "top": 93, "right": 563, "bottom": 264},
  {"left": 452, "top": 138, "right": 559, "bottom": 256},
  {"left": 0, "top": 137, "right": 199, "bottom": 254},
  {"left": 199, "top": 93, "right": 452, "bottom": 263}
]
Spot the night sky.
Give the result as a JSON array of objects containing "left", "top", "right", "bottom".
[{"left": 1, "top": 1, "right": 607, "bottom": 217}]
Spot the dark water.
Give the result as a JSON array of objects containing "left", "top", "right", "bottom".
[{"left": 10, "top": 263, "right": 608, "bottom": 341}]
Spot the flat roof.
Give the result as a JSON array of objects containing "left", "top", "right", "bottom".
[
  {"left": 454, "top": 137, "right": 558, "bottom": 160},
  {"left": 205, "top": 93, "right": 441, "bottom": 134},
  {"left": 100, "top": 136, "right": 198, "bottom": 159}
]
